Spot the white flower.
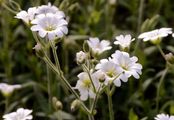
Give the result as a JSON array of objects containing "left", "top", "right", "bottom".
[
  {"left": 138, "top": 28, "right": 172, "bottom": 42},
  {"left": 0, "top": 83, "right": 22, "bottom": 97},
  {"left": 31, "top": 13, "right": 68, "bottom": 40},
  {"left": 74, "top": 72, "right": 99, "bottom": 101},
  {"left": 36, "top": 2, "right": 59, "bottom": 14},
  {"left": 3, "top": 108, "right": 33, "bottom": 120},
  {"left": 111, "top": 50, "right": 142, "bottom": 80},
  {"left": 87, "top": 37, "right": 112, "bottom": 55},
  {"left": 96, "top": 59, "right": 123, "bottom": 86},
  {"left": 114, "top": 34, "right": 135, "bottom": 49},
  {"left": 76, "top": 51, "right": 87, "bottom": 64},
  {"left": 15, "top": 7, "right": 37, "bottom": 24},
  {"left": 155, "top": 113, "right": 174, "bottom": 120}
]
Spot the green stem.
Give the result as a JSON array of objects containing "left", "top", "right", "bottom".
[
  {"left": 156, "top": 68, "right": 168, "bottom": 113},
  {"left": 2, "top": 3, "right": 18, "bottom": 14},
  {"left": 46, "top": 50, "right": 52, "bottom": 112},
  {"left": 49, "top": 41, "right": 61, "bottom": 70},
  {"left": 42, "top": 54, "right": 91, "bottom": 114},
  {"left": 107, "top": 87, "right": 114, "bottom": 120},
  {"left": 157, "top": 45, "right": 166, "bottom": 60},
  {"left": 5, "top": 97, "right": 9, "bottom": 113},
  {"left": 90, "top": 84, "right": 102, "bottom": 114}
]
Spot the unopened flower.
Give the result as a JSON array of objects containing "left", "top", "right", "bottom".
[
  {"left": 114, "top": 34, "right": 135, "bottom": 50},
  {"left": 165, "top": 53, "right": 174, "bottom": 64},
  {"left": 111, "top": 50, "right": 142, "bottom": 81},
  {"left": 154, "top": 113, "right": 174, "bottom": 120},
  {"left": 31, "top": 13, "right": 68, "bottom": 40},
  {"left": 172, "top": 33, "right": 174, "bottom": 38},
  {"left": 76, "top": 51, "right": 87, "bottom": 64},
  {"left": 0, "top": 83, "right": 22, "bottom": 97},
  {"left": 3, "top": 108, "right": 33, "bottom": 120},
  {"left": 138, "top": 28, "right": 172, "bottom": 44},
  {"left": 15, "top": 7, "right": 37, "bottom": 24},
  {"left": 96, "top": 59, "right": 123, "bottom": 86},
  {"left": 87, "top": 37, "right": 112, "bottom": 55},
  {"left": 74, "top": 72, "right": 99, "bottom": 101}
]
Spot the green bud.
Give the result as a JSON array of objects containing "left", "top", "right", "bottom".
[
  {"left": 71, "top": 99, "right": 80, "bottom": 111},
  {"left": 52, "top": 97, "right": 63, "bottom": 110},
  {"left": 165, "top": 53, "right": 174, "bottom": 64}
]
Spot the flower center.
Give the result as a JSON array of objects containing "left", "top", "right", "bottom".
[
  {"left": 106, "top": 70, "right": 115, "bottom": 78},
  {"left": 45, "top": 25, "right": 56, "bottom": 31},
  {"left": 83, "top": 79, "right": 91, "bottom": 88}
]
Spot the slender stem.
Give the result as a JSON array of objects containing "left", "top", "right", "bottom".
[
  {"left": 156, "top": 68, "right": 168, "bottom": 113},
  {"left": 107, "top": 87, "right": 114, "bottom": 120},
  {"left": 46, "top": 50, "right": 52, "bottom": 111},
  {"left": 82, "top": 64, "right": 96, "bottom": 92},
  {"left": 43, "top": 54, "right": 91, "bottom": 114},
  {"left": 49, "top": 41, "right": 61, "bottom": 72},
  {"left": 110, "top": 85, "right": 116, "bottom": 96},
  {"left": 90, "top": 84, "right": 102, "bottom": 114},
  {"left": 157, "top": 45, "right": 166, "bottom": 60},
  {"left": 2, "top": 3, "right": 18, "bottom": 14},
  {"left": 5, "top": 97, "right": 9, "bottom": 113},
  {"left": 88, "top": 114, "right": 95, "bottom": 120}
]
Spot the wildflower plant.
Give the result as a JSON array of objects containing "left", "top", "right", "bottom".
[{"left": 1, "top": 0, "right": 174, "bottom": 120}]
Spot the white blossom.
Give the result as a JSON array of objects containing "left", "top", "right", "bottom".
[
  {"left": 111, "top": 50, "right": 142, "bottom": 81},
  {"left": 138, "top": 28, "right": 172, "bottom": 42},
  {"left": 74, "top": 72, "right": 99, "bottom": 101},
  {"left": 114, "top": 34, "right": 135, "bottom": 49},
  {"left": 87, "top": 37, "right": 112, "bottom": 55},
  {"left": 154, "top": 113, "right": 174, "bottom": 120},
  {"left": 15, "top": 7, "right": 37, "bottom": 24},
  {"left": 0, "top": 83, "right": 22, "bottom": 97},
  {"left": 76, "top": 51, "right": 87, "bottom": 64},
  {"left": 3, "top": 108, "right": 33, "bottom": 120},
  {"left": 96, "top": 59, "right": 123, "bottom": 86},
  {"left": 31, "top": 13, "right": 68, "bottom": 40}
]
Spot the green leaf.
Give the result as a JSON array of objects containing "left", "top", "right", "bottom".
[{"left": 129, "top": 109, "right": 138, "bottom": 120}]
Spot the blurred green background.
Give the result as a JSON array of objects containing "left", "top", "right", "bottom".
[{"left": 1, "top": 0, "right": 174, "bottom": 119}]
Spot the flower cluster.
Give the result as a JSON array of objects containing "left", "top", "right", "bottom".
[
  {"left": 3, "top": 108, "right": 33, "bottom": 120},
  {"left": 15, "top": 3, "right": 68, "bottom": 40},
  {"left": 96, "top": 50, "right": 142, "bottom": 87},
  {"left": 75, "top": 36, "right": 142, "bottom": 100}
]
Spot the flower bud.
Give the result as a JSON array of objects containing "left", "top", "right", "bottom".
[
  {"left": 165, "top": 53, "right": 174, "bottom": 64},
  {"left": 109, "top": 0, "right": 116, "bottom": 5},
  {"left": 98, "top": 73, "right": 105, "bottom": 83},
  {"left": 33, "top": 43, "right": 44, "bottom": 57},
  {"left": 71, "top": 99, "right": 80, "bottom": 111},
  {"left": 52, "top": 97, "right": 63, "bottom": 110},
  {"left": 55, "top": 101, "right": 63, "bottom": 110},
  {"left": 76, "top": 51, "right": 87, "bottom": 64}
]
